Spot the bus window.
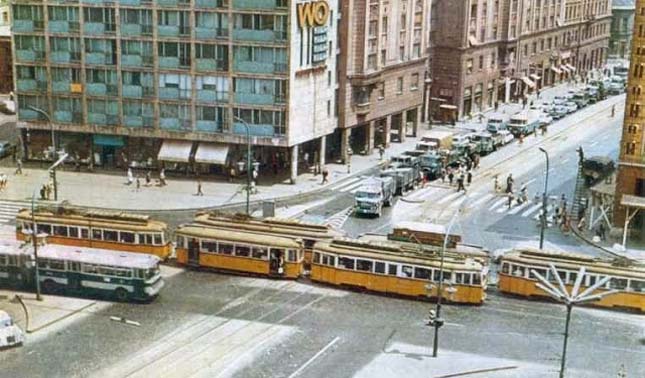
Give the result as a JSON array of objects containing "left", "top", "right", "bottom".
[
  {"left": 219, "top": 243, "right": 234, "bottom": 255},
  {"left": 69, "top": 227, "right": 79, "bottom": 238},
  {"left": 80, "top": 228, "right": 89, "bottom": 239},
  {"left": 374, "top": 261, "right": 386, "bottom": 274},
  {"left": 414, "top": 267, "right": 431, "bottom": 280},
  {"left": 69, "top": 262, "right": 80, "bottom": 272},
  {"left": 120, "top": 232, "right": 135, "bottom": 244},
  {"left": 49, "top": 259, "right": 66, "bottom": 271},
  {"left": 154, "top": 234, "right": 163, "bottom": 245},
  {"left": 287, "top": 250, "right": 297, "bottom": 262},
  {"left": 92, "top": 229, "right": 103, "bottom": 240},
  {"left": 53, "top": 225, "right": 68, "bottom": 237},
  {"left": 235, "top": 245, "right": 251, "bottom": 257},
  {"left": 630, "top": 280, "right": 645, "bottom": 292},
  {"left": 201, "top": 240, "right": 217, "bottom": 253},
  {"left": 313, "top": 252, "right": 321, "bottom": 264},
  {"left": 38, "top": 259, "right": 48, "bottom": 268},
  {"left": 0, "top": 255, "right": 5, "bottom": 266},
  {"left": 114, "top": 268, "right": 131, "bottom": 278},
  {"left": 609, "top": 277, "right": 628, "bottom": 290},
  {"left": 387, "top": 264, "right": 397, "bottom": 276},
  {"left": 104, "top": 230, "right": 118, "bottom": 242},
  {"left": 253, "top": 247, "right": 268, "bottom": 260},
  {"left": 356, "top": 259, "right": 373, "bottom": 272},
  {"left": 83, "top": 264, "right": 99, "bottom": 274},
  {"left": 37, "top": 224, "right": 51, "bottom": 235},
  {"left": 400, "top": 265, "right": 413, "bottom": 278},
  {"left": 338, "top": 257, "right": 355, "bottom": 270},
  {"left": 99, "top": 266, "right": 116, "bottom": 276}
]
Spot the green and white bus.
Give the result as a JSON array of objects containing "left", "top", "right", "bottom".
[
  {"left": 0, "top": 243, "right": 164, "bottom": 302},
  {"left": 0, "top": 240, "right": 33, "bottom": 289}
]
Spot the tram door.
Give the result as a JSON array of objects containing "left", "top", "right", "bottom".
[
  {"left": 188, "top": 239, "right": 200, "bottom": 266},
  {"left": 269, "top": 248, "right": 284, "bottom": 276}
]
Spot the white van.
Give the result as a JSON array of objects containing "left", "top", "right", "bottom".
[{"left": 0, "top": 310, "right": 24, "bottom": 348}]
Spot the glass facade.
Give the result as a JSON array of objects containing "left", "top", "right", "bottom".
[{"left": 13, "top": 0, "right": 289, "bottom": 138}]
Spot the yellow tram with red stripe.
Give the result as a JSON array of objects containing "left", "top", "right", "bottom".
[
  {"left": 311, "top": 238, "right": 488, "bottom": 304},
  {"left": 15, "top": 208, "right": 171, "bottom": 259},
  {"left": 498, "top": 248, "right": 645, "bottom": 312},
  {"left": 175, "top": 224, "right": 305, "bottom": 279}
]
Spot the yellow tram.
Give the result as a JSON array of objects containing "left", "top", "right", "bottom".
[
  {"left": 311, "top": 238, "right": 488, "bottom": 304},
  {"left": 15, "top": 208, "right": 171, "bottom": 259},
  {"left": 193, "top": 212, "right": 342, "bottom": 266},
  {"left": 175, "top": 224, "right": 305, "bottom": 279},
  {"left": 498, "top": 248, "right": 645, "bottom": 312}
]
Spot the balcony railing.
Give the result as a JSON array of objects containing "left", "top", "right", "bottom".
[{"left": 355, "top": 101, "right": 371, "bottom": 115}]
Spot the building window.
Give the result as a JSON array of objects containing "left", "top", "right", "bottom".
[
  {"left": 466, "top": 59, "right": 473, "bottom": 74},
  {"left": 396, "top": 77, "right": 403, "bottom": 94},
  {"left": 478, "top": 55, "right": 484, "bottom": 70},
  {"left": 377, "top": 82, "right": 385, "bottom": 99},
  {"left": 410, "top": 73, "right": 419, "bottom": 90},
  {"left": 626, "top": 141, "right": 637, "bottom": 155}
]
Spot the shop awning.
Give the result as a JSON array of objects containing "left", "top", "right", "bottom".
[
  {"left": 93, "top": 134, "right": 125, "bottom": 147},
  {"left": 530, "top": 74, "right": 541, "bottom": 81},
  {"left": 439, "top": 104, "right": 458, "bottom": 110},
  {"left": 521, "top": 77, "right": 536, "bottom": 88},
  {"left": 566, "top": 64, "right": 576, "bottom": 72},
  {"left": 551, "top": 66, "right": 563, "bottom": 74},
  {"left": 194, "top": 143, "right": 229, "bottom": 165},
  {"left": 157, "top": 140, "right": 193, "bottom": 163}
]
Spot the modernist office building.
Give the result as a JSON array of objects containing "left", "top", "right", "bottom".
[{"left": 12, "top": 0, "right": 338, "bottom": 182}]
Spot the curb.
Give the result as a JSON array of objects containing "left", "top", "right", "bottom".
[
  {"left": 569, "top": 223, "right": 623, "bottom": 258},
  {"left": 26, "top": 301, "right": 97, "bottom": 334}
]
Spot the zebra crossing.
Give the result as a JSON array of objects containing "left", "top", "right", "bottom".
[
  {"left": 0, "top": 200, "right": 30, "bottom": 225},
  {"left": 325, "top": 207, "right": 353, "bottom": 230},
  {"left": 329, "top": 177, "right": 366, "bottom": 194}
]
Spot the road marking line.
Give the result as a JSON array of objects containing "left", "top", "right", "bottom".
[
  {"left": 489, "top": 198, "right": 506, "bottom": 211},
  {"left": 437, "top": 191, "right": 462, "bottom": 204},
  {"left": 449, "top": 195, "right": 467, "bottom": 208},
  {"left": 561, "top": 158, "right": 570, "bottom": 164},
  {"left": 470, "top": 193, "right": 493, "bottom": 207},
  {"left": 287, "top": 336, "right": 341, "bottom": 378},
  {"left": 496, "top": 204, "right": 511, "bottom": 213},
  {"left": 522, "top": 204, "right": 542, "bottom": 217},
  {"left": 508, "top": 202, "right": 529, "bottom": 215},
  {"left": 415, "top": 188, "right": 437, "bottom": 201},
  {"left": 590, "top": 140, "right": 599, "bottom": 147},
  {"left": 329, "top": 177, "right": 360, "bottom": 191},
  {"left": 339, "top": 181, "right": 364, "bottom": 193}
]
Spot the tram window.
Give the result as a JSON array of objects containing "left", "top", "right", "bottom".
[
  {"left": 104, "top": 230, "right": 118, "bottom": 242},
  {"left": 288, "top": 250, "right": 297, "bottom": 262},
  {"left": 356, "top": 259, "right": 373, "bottom": 272},
  {"left": 120, "top": 232, "right": 135, "bottom": 244},
  {"left": 37, "top": 224, "right": 51, "bottom": 235},
  {"left": 69, "top": 227, "right": 79, "bottom": 238},
  {"left": 53, "top": 225, "right": 68, "bottom": 237},
  {"left": 472, "top": 274, "right": 482, "bottom": 285},
  {"left": 414, "top": 267, "right": 431, "bottom": 280},
  {"left": 512, "top": 265, "right": 526, "bottom": 277},
  {"left": 253, "top": 247, "right": 268, "bottom": 260},
  {"left": 530, "top": 268, "right": 547, "bottom": 280},
  {"left": 142, "top": 234, "right": 152, "bottom": 244},
  {"left": 586, "top": 274, "right": 597, "bottom": 286},
  {"left": 374, "top": 261, "right": 386, "bottom": 274},
  {"left": 609, "top": 277, "right": 628, "bottom": 290},
  {"left": 314, "top": 252, "right": 321, "bottom": 264},
  {"left": 400, "top": 265, "right": 413, "bottom": 278},
  {"left": 387, "top": 264, "right": 398, "bottom": 276},
  {"left": 92, "top": 229, "right": 103, "bottom": 240},
  {"left": 176, "top": 235, "right": 185, "bottom": 248},
  {"left": 322, "top": 254, "right": 335, "bottom": 266},
  {"left": 568, "top": 272, "right": 577, "bottom": 284},
  {"left": 338, "top": 257, "right": 355, "bottom": 270},
  {"left": 455, "top": 272, "right": 466, "bottom": 284},
  {"left": 202, "top": 241, "right": 217, "bottom": 253},
  {"left": 501, "top": 262, "right": 510, "bottom": 274},
  {"left": 80, "top": 228, "right": 89, "bottom": 239},
  {"left": 235, "top": 245, "right": 251, "bottom": 257},
  {"left": 630, "top": 280, "right": 645, "bottom": 292},
  {"left": 557, "top": 270, "right": 567, "bottom": 283},
  {"left": 219, "top": 243, "right": 234, "bottom": 255},
  {"left": 153, "top": 234, "right": 162, "bottom": 245},
  {"left": 49, "top": 259, "right": 65, "bottom": 271}
]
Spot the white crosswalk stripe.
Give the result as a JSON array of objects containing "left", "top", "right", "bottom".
[
  {"left": 522, "top": 204, "right": 542, "bottom": 217},
  {"left": 0, "top": 200, "right": 30, "bottom": 225},
  {"left": 508, "top": 201, "right": 530, "bottom": 215},
  {"left": 437, "top": 191, "right": 463, "bottom": 205},
  {"left": 339, "top": 181, "right": 365, "bottom": 193},
  {"left": 325, "top": 207, "right": 353, "bottom": 230},
  {"left": 329, "top": 177, "right": 361, "bottom": 191},
  {"left": 489, "top": 198, "right": 507, "bottom": 211},
  {"left": 470, "top": 193, "right": 493, "bottom": 207}
]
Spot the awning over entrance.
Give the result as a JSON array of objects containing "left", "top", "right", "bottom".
[
  {"left": 565, "top": 64, "right": 576, "bottom": 72},
  {"left": 521, "top": 77, "right": 536, "bottom": 88},
  {"left": 529, "top": 74, "right": 541, "bottom": 81},
  {"left": 194, "top": 143, "right": 229, "bottom": 165},
  {"left": 551, "top": 66, "right": 563, "bottom": 74},
  {"left": 621, "top": 194, "right": 645, "bottom": 209},
  {"left": 93, "top": 134, "right": 125, "bottom": 147},
  {"left": 157, "top": 140, "right": 193, "bottom": 163},
  {"left": 439, "top": 104, "right": 458, "bottom": 110}
]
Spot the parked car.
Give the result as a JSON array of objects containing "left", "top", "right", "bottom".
[
  {"left": 497, "top": 130, "right": 515, "bottom": 145},
  {"left": 563, "top": 101, "right": 578, "bottom": 113},
  {"left": 0, "top": 311, "right": 24, "bottom": 349},
  {"left": 550, "top": 105, "right": 568, "bottom": 119},
  {"left": 538, "top": 113, "right": 553, "bottom": 127},
  {"left": 585, "top": 86, "right": 599, "bottom": 103},
  {"left": 0, "top": 141, "right": 15, "bottom": 159},
  {"left": 552, "top": 95, "right": 568, "bottom": 106}
]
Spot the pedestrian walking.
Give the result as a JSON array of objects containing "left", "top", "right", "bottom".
[
  {"left": 466, "top": 170, "right": 472, "bottom": 186},
  {"left": 321, "top": 166, "right": 329, "bottom": 184},
  {"left": 448, "top": 169, "right": 454, "bottom": 185},
  {"left": 456, "top": 174, "right": 465, "bottom": 192},
  {"left": 507, "top": 191, "right": 514, "bottom": 209},
  {"left": 474, "top": 154, "right": 480, "bottom": 169},
  {"left": 494, "top": 101, "right": 499, "bottom": 111},
  {"left": 518, "top": 134, "right": 524, "bottom": 144},
  {"left": 127, "top": 168, "right": 134, "bottom": 185},
  {"left": 45, "top": 184, "right": 52, "bottom": 200},
  {"left": 136, "top": 176, "right": 141, "bottom": 191},
  {"left": 611, "top": 104, "right": 616, "bottom": 118},
  {"left": 196, "top": 180, "right": 204, "bottom": 196},
  {"left": 145, "top": 171, "right": 151, "bottom": 186},
  {"left": 378, "top": 145, "right": 385, "bottom": 161},
  {"left": 159, "top": 168, "right": 166, "bottom": 186},
  {"left": 252, "top": 168, "right": 259, "bottom": 191},
  {"left": 506, "top": 173, "right": 514, "bottom": 194},
  {"left": 597, "top": 223, "right": 606, "bottom": 241},
  {"left": 560, "top": 194, "right": 567, "bottom": 213},
  {"left": 40, "top": 185, "right": 46, "bottom": 200},
  {"left": 440, "top": 168, "right": 446, "bottom": 183},
  {"left": 536, "top": 88, "right": 541, "bottom": 98},
  {"left": 14, "top": 158, "right": 22, "bottom": 175}
]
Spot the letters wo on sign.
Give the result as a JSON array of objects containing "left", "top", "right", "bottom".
[{"left": 297, "top": 0, "right": 330, "bottom": 29}]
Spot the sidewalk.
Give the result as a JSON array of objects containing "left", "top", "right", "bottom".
[
  {"left": 0, "top": 133, "right": 423, "bottom": 211},
  {"left": 571, "top": 223, "right": 645, "bottom": 260}
]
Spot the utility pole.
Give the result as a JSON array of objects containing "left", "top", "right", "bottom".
[
  {"left": 233, "top": 116, "right": 252, "bottom": 215},
  {"left": 539, "top": 147, "right": 550, "bottom": 249},
  {"left": 30, "top": 191, "right": 42, "bottom": 301}
]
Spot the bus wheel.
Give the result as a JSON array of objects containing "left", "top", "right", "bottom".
[
  {"left": 114, "top": 288, "right": 129, "bottom": 302},
  {"left": 43, "top": 279, "right": 58, "bottom": 293}
]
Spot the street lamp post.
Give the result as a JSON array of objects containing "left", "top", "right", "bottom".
[
  {"left": 28, "top": 106, "right": 60, "bottom": 200},
  {"left": 531, "top": 265, "right": 617, "bottom": 378},
  {"left": 233, "top": 116, "right": 252, "bottom": 215},
  {"left": 539, "top": 147, "right": 550, "bottom": 249}
]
